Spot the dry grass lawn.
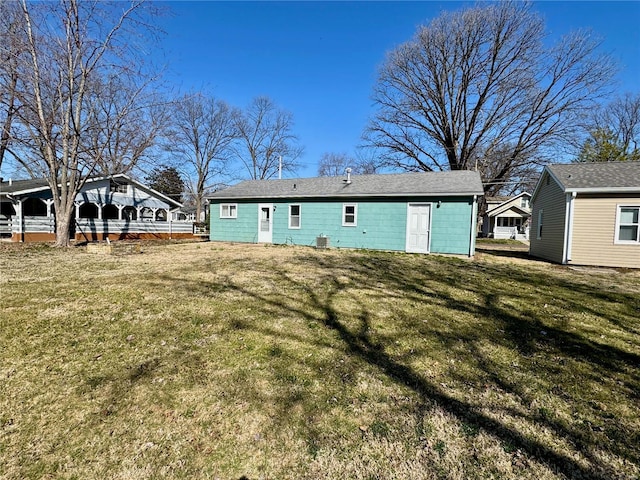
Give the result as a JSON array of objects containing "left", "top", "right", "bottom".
[{"left": 0, "top": 240, "right": 639, "bottom": 479}]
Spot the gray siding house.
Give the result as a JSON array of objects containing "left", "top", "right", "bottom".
[
  {"left": 529, "top": 162, "right": 640, "bottom": 268},
  {"left": 208, "top": 170, "right": 484, "bottom": 256},
  {"left": 0, "top": 174, "right": 195, "bottom": 243}
]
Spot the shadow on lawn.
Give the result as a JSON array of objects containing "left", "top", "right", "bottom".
[
  {"left": 165, "top": 250, "right": 639, "bottom": 479},
  {"left": 475, "top": 244, "right": 533, "bottom": 261}
]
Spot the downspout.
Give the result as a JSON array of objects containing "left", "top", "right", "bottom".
[
  {"left": 563, "top": 192, "right": 577, "bottom": 264},
  {"left": 469, "top": 195, "right": 478, "bottom": 257}
]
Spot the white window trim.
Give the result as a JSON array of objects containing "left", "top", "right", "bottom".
[
  {"left": 288, "top": 204, "right": 301, "bottom": 229},
  {"left": 219, "top": 203, "right": 237, "bottom": 219},
  {"left": 342, "top": 203, "right": 357, "bottom": 227},
  {"left": 614, "top": 204, "right": 640, "bottom": 244},
  {"left": 537, "top": 209, "right": 543, "bottom": 240}
]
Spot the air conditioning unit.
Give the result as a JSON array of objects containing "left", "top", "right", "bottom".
[{"left": 316, "top": 236, "right": 329, "bottom": 249}]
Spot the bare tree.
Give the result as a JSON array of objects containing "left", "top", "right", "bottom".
[
  {"left": 10, "top": 0, "right": 162, "bottom": 246},
  {"left": 167, "top": 92, "right": 237, "bottom": 220},
  {"left": 593, "top": 93, "right": 640, "bottom": 155},
  {"left": 233, "top": 96, "right": 303, "bottom": 180},
  {"left": 364, "top": 1, "right": 616, "bottom": 195},
  {"left": 84, "top": 74, "right": 169, "bottom": 176},
  {"left": 0, "top": 1, "right": 24, "bottom": 171},
  {"left": 317, "top": 152, "right": 353, "bottom": 177},
  {"left": 317, "top": 151, "right": 379, "bottom": 176},
  {"left": 573, "top": 93, "right": 640, "bottom": 163}
]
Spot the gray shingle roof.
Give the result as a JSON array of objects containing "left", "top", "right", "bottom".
[
  {"left": 547, "top": 162, "right": 640, "bottom": 192},
  {"left": 208, "top": 171, "right": 484, "bottom": 200},
  {"left": 0, "top": 178, "right": 49, "bottom": 195},
  {"left": 0, "top": 174, "right": 182, "bottom": 208}
]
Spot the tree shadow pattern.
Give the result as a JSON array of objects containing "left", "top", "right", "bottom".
[{"left": 156, "top": 248, "right": 639, "bottom": 479}]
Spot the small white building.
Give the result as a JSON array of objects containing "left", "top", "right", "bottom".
[{"left": 481, "top": 192, "right": 531, "bottom": 240}]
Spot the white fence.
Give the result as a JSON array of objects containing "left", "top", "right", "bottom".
[
  {"left": 24, "top": 215, "right": 56, "bottom": 233},
  {"left": 2, "top": 215, "right": 196, "bottom": 238},
  {"left": 75, "top": 219, "right": 195, "bottom": 236},
  {"left": 493, "top": 226, "right": 529, "bottom": 240},
  {"left": 0, "top": 217, "right": 11, "bottom": 235}
]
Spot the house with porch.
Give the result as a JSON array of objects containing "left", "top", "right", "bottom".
[
  {"left": 481, "top": 192, "right": 531, "bottom": 240},
  {"left": 0, "top": 174, "right": 195, "bottom": 243},
  {"left": 207, "top": 170, "right": 484, "bottom": 256}
]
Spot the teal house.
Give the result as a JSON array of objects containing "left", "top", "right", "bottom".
[{"left": 208, "top": 170, "right": 483, "bottom": 256}]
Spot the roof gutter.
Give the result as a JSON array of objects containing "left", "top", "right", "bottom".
[
  {"left": 208, "top": 191, "right": 485, "bottom": 201},
  {"left": 2, "top": 185, "right": 50, "bottom": 196},
  {"left": 566, "top": 187, "right": 640, "bottom": 194}
]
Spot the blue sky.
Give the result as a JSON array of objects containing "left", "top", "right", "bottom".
[{"left": 159, "top": 1, "right": 640, "bottom": 178}]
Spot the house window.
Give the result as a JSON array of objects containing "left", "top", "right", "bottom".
[
  {"left": 616, "top": 206, "right": 640, "bottom": 243},
  {"left": 537, "top": 209, "right": 544, "bottom": 239},
  {"left": 497, "top": 217, "right": 522, "bottom": 228},
  {"left": 110, "top": 180, "right": 128, "bottom": 194},
  {"left": 343, "top": 204, "right": 357, "bottom": 226},
  {"left": 220, "top": 204, "right": 237, "bottom": 219},
  {"left": 520, "top": 197, "right": 530, "bottom": 209},
  {"left": 289, "top": 204, "right": 301, "bottom": 229}
]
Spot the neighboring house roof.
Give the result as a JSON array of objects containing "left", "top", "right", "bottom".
[
  {"left": 0, "top": 178, "right": 49, "bottom": 195},
  {"left": 543, "top": 162, "right": 640, "bottom": 195},
  {"left": 488, "top": 204, "right": 531, "bottom": 218},
  {"left": 0, "top": 174, "right": 182, "bottom": 208},
  {"left": 208, "top": 171, "right": 484, "bottom": 200},
  {"left": 485, "top": 195, "right": 512, "bottom": 204}
]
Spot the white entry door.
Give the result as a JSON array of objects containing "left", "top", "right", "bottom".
[
  {"left": 257, "top": 204, "right": 273, "bottom": 243},
  {"left": 406, "top": 203, "right": 431, "bottom": 253}
]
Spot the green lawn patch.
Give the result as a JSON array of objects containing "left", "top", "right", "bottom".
[{"left": 1, "top": 241, "right": 638, "bottom": 479}]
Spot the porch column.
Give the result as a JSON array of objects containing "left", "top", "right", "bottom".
[
  {"left": 15, "top": 199, "right": 23, "bottom": 242},
  {"left": 97, "top": 203, "right": 103, "bottom": 220},
  {"left": 75, "top": 202, "right": 81, "bottom": 218},
  {"left": 151, "top": 208, "right": 158, "bottom": 221},
  {"left": 116, "top": 205, "right": 124, "bottom": 220},
  {"left": 45, "top": 199, "right": 54, "bottom": 218},
  {"left": 136, "top": 206, "right": 143, "bottom": 220},
  {"left": 45, "top": 199, "right": 55, "bottom": 234}
]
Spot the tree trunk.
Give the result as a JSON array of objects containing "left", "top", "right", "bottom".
[
  {"left": 53, "top": 201, "right": 75, "bottom": 247},
  {"left": 195, "top": 195, "right": 202, "bottom": 223},
  {"left": 54, "top": 215, "right": 71, "bottom": 247}
]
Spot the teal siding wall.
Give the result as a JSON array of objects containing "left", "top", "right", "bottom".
[
  {"left": 210, "top": 196, "right": 475, "bottom": 255},
  {"left": 430, "top": 198, "right": 475, "bottom": 255},
  {"left": 210, "top": 203, "right": 259, "bottom": 243},
  {"left": 272, "top": 200, "right": 407, "bottom": 250}
]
